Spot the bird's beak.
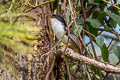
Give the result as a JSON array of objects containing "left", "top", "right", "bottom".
[{"left": 49, "top": 16, "right": 54, "bottom": 20}]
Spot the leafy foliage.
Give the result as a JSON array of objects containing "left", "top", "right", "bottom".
[
  {"left": 1, "top": 0, "right": 120, "bottom": 79},
  {"left": 87, "top": 18, "right": 102, "bottom": 29},
  {"left": 0, "top": 22, "right": 39, "bottom": 55},
  {"left": 101, "top": 44, "right": 109, "bottom": 62},
  {"left": 106, "top": 11, "right": 120, "bottom": 26},
  {"left": 52, "top": 0, "right": 120, "bottom": 79},
  {"left": 113, "top": 46, "right": 120, "bottom": 60},
  {"left": 96, "top": 37, "right": 104, "bottom": 48},
  {"left": 0, "top": 0, "right": 40, "bottom": 78}
]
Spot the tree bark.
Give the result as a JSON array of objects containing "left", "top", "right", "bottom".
[{"left": 0, "top": 0, "right": 54, "bottom": 80}]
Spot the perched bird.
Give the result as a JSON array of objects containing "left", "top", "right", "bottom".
[{"left": 49, "top": 14, "right": 82, "bottom": 52}]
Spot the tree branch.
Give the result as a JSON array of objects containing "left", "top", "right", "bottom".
[{"left": 57, "top": 48, "right": 120, "bottom": 73}]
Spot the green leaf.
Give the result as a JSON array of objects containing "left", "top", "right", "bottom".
[
  {"left": 69, "top": 63, "right": 76, "bottom": 69},
  {"left": 96, "top": 37, "right": 104, "bottom": 48},
  {"left": 78, "top": 24, "right": 82, "bottom": 33},
  {"left": 75, "top": 6, "right": 81, "bottom": 12},
  {"left": 53, "top": 0, "right": 58, "bottom": 10},
  {"left": 113, "top": 46, "right": 120, "bottom": 60},
  {"left": 99, "top": 2, "right": 106, "bottom": 11},
  {"left": 101, "top": 44, "right": 109, "bottom": 62},
  {"left": 76, "top": 18, "right": 84, "bottom": 25},
  {"left": 73, "top": 24, "right": 82, "bottom": 36},
  {"left": 106, "top": 12, "right": 120, "bottom": 26},
  {"left": 109, "top": 18, "right": 117, "bottom": 28},
  {"left": 108, "top": 6, "right": 119, "bottom": 15},
  {"left": 76, "top": 18, "right": 102, "bottom": 29},
  {"left": 92, "top": 11, "right": 106, "bottom": 25},
  {"left": 88, "top": 24, "right": 98, "bottom": 37},
  {"left": 75, "top": 67, "right": 81, "bottom": 73},
  {"left": 87, "top": 18, "right": 102, "bottom": 28},
  {"left": 87, "top": 3, "right": 98, "bottom": 7},
  {"left": 94, "top": 0, "right": 102, "bottom": 3}
]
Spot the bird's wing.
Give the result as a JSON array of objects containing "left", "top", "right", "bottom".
[{"left": 70, "top": 33, "right": 82, "bottom": 50}]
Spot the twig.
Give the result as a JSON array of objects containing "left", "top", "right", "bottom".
[
  {"left": 102, "top": 0, "right": 120, "bottom": 10},
  {"left": 7, "top": 0, "right": 16, "bottom": 13},
  {"left": 99, "top": 28, "right": 120, "bottom": 40},
  {"left": 87, "top": 69, "right": 100, "bottom": 79},
  {"left": 40, "top": 32, "right": 67, "bottom": 62},
  {"left": 25, "top": 0, "right": 54, "bottom": 13},
  {"left": 68, "top": 0, "right": 90, "bottom": 57},
  {"left": 108, "top": 39, "right": 113, "bottom": 49},
  {"left": 83, "top": 29, "right": 96, "bottom": 38},
  {"left": 45, "top": 55, "right": 56, "bottom": 80},
  {"left": 40, "top": 37, "right": 62, "bottom": 61},
  {"left": 86, "top": 31, "right": 103, "bottom": 46},
  {"left": 64, "top": 57, "right": 72, "bottom": 80},
  {"left": 80, "top": 0, "right": 98, "bottom": 59}
]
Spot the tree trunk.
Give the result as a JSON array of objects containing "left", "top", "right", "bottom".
[
  {"left": 0, "top": 0, "right": 54, "bottom": 80},
  {"left": 27, "top": 0, "right": 54, "bottom": 80}
]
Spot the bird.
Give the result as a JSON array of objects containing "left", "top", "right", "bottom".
[{"left": 48, "top": 14, "right": 82, "bottom": 52}]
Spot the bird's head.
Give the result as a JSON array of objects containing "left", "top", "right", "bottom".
[{"left": 49, "top": 14, "right": 67, "bottom": 28}]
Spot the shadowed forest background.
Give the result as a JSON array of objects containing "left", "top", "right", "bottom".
[{"left": 0, "top": 0, "right": 120, "bottom": 80}]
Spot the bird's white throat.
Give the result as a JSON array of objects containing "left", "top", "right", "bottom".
[{"left": 50, "top": 18, "right": 68, "bottom": 44}]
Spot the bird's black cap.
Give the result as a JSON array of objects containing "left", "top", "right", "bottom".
[{"left": 52, "top": 14, "right": 67, "bottom": 27}]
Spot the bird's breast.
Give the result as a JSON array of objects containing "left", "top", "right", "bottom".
[{"left": 52, "top": 23, "right": 68, "bottom": 44}]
